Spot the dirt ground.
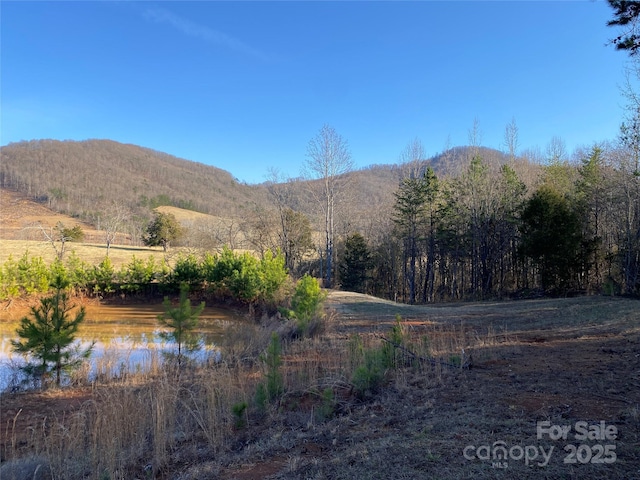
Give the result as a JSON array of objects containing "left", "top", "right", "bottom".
[
  {"left": 1, "top": 292, "right": 639, "bottom": 479},
  {"left": 0, "top": 188, "right": 99, "bottom": 240},
  {"left": 317, "top": 293, "right": 640, "bottom": 479}
]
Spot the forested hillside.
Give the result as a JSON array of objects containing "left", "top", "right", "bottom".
[
  {"left": 0, "top": 140, "right": 511, "bottom": 216},
  {"left": 0, "top": 140, "right": 512, "bottom": 250},
  {"left": 0, "top": 139, "right": 263, "bottom": 219},
  {"left": 2, "top": 138, "right": 639, "bottom": 302}
]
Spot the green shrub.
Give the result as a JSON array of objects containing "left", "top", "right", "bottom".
[
  {"left": 448, "top": 354, "right": 461, "bottom": 367},
  {"left": 200, "top": 252, "right": 218, "bottom": 283},
  {"left": 206, "top": 247, "right": 238, "bottom": 285},
  {"left": 61, "top": 225, "right": 84, "bottom": 242},
  {"left": 229, "top": 253, "right": 261, "bottom": 303},
  {"left": 352, "top": 348, "right": 386, "bottom": 398},
  {"left": 0, "top": 246, "right": 290, "bottom": 312},
  {"left": 16, "top": 252, "right": 49, "bottom": 295},
  {"left": 0, "top": 255, "right": 21, "bottom": 299},
  {"left": 118, "top": 255, "right": 157, "bottom": 292},
  {"left": 289, "top": 274, "right": 326, "bottom": 335},
  {"left": 258, "top": 250, "right": 288, "bottom": 304},
  {"left": 232, "top": 401, "right": 248, "bottom": 429},
  {"left": 316, "top": 387, "right": 336, "bottom": 421},
  {"left": 350, "top": 319, "right": 412, "bottom": 398},
  {"left": 170, "top": 253, "right": 202, "bottom": 287},
  {"left": 207, "top": 248, "right": 261, "bottom": 302},
  {"left": 206, "top": 248, "right": 288, "bottom": 307},
  {"left": 291, "top": 274, "right": 324, "bottom": 321},
  {"left": 48, "top": 259, "right": 69, "bottom": 287},
  {"left": 92, "top": 257, "right": 116, "bottom": 294},
  {"left": 65, "top": 252, "right": 92, "bottom": 290},
  {"left": 254, "top": 383, "right": 268, "bottom": 412}
]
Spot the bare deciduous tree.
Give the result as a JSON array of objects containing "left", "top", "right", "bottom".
[
  {"left": 468, "top": 117, "right": 483, "bottom": 159},
  {"left": 304, "top": 125, "right": 354, "bottom": 287},
  {"left": 503, "top": 117, "right": 520, "bottom": 163},
  {"left": 398, "top": 138, "right": 426, "bottom": 180},
  {"left": 98, "top": 202, "right": 130, "bottom": 255},
  {"left": 241, "top": 204, "right": 279, "bottom": 258},
  {"left": 546, "top": 136, "right": 567, "bottom": 164},
  {"left": 266, "top": 168, "right": 297, "bottom": 270},
  {"left": 39, "top": 222, "right": 75, "bottom": 261}
]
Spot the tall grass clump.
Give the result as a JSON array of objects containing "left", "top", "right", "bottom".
[
  {"left": 381, "top": 315, "right": 408, "bottom": 369},
  {"left": 3, "top": 361, "right": 253, "bottom": 480}
]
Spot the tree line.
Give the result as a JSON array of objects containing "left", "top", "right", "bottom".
[
  {"left": 5, "top": 131, "right": 638, "bottom": 304},
  {"left": 229, "top": 121, "right": 631, "bottom": 302},
  {"left": 335, "top": 143, "right": 640, "bottom": 301}
]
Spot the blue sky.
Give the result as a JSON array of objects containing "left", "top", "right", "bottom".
[{"left": 1, "top": 1, "right": 634, "bottom": 184}]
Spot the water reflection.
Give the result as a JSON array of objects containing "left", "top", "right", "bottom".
[{"left": 0, "top": 303, "right": 245, "bottom": 390}]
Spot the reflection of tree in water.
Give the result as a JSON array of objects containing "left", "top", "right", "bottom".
[{"left": 0, "top": 305, "right": 235, "bottom": 390}]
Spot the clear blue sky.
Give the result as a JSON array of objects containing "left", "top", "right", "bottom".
[{"left": 1, "top": 1, "right": 633, "bottom": 184}]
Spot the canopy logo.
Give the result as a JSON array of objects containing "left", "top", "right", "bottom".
[{"left": 463, "top": 420, "right": 618, "bottom": 469}]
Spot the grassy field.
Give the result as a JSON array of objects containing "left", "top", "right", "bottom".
[
  {"left": 0, "top": 239, "right": 176, "bottom": 268},
  {"left": 1, "top": 291, "right": 639, "bottom": 480},
  {"left": 0, "top": 187, "right": 235, "bottom": 269}
]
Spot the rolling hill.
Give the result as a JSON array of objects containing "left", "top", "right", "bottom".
[
  {"left": 0, "top": 188, "right": 225, "bottom": 266},
  {"left": 0, "top": 187, "right": 98, "bottom": 241},
  {"left": 0, "top": 139, "right": 265, "bottom": 221},
  {"left": 0, "top": 139, "right": 529, "bottom": 247}
]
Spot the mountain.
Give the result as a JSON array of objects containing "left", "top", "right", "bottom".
[
  {"left": 0, "top": 139, "right": 265, "bottom": 222},
  {"left": 0, "top": 139, "right": 527, "bottom": 243}
]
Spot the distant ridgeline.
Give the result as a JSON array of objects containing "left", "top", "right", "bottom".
[
  {"left": 0, "top": 139, "right": 509, "bottom": 227},
  {"left": 0, "top": 139, "right": 262, "bottom": 222}
]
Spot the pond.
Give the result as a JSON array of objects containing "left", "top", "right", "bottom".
[{"left": 0, "top": 302, "right": 247, "bottom": 391}]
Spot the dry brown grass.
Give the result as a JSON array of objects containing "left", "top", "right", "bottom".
[
  {"left": 0, "top": 187, "right": 245, "bottom": 268},
  {"left": 0, "top": 239, "right": 168, "bottom": 269},
  {"left": 155, "top": 206, "right": 218, "bottom": 223},
  {"left": 1, "top": 293, "right": 639, "bottom": 480}
]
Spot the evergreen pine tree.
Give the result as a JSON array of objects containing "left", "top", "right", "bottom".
[
  {"left": 157, "top": 283, "right": 205, "bottom": 367},
  {"left": 339, "top": 232, "right": 372, "bottom": 293},
  {"left": 12, "top": 275, "right": 94, "bottom": 388},
  {"left": 393, "top": 167, "right": 438, "bottom": 303},
  {"left": 143, "top": 211, "right": 183, "bottom": 252},
  {"left": 520, "top": 186, "right": 583, "bottom": 294}
]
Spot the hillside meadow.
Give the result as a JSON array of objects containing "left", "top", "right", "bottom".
[
  {"left": 0, "top": 239, "right": 168, "bottom": 269},
  {"left": 0, "top": 191, "right": 245, "bottom": 289}
]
